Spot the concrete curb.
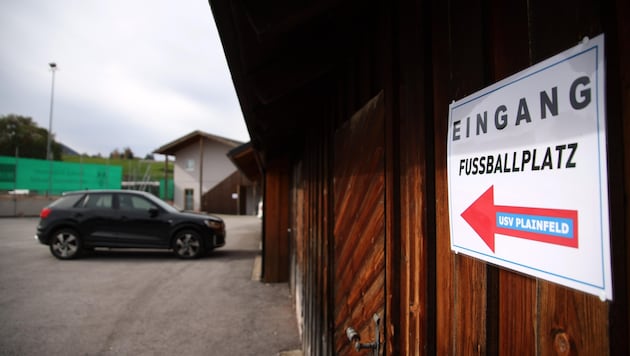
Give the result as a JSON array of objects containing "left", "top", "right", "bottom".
[
  {"left": 251, "top": 254, "right": 262, "bottom": 281},
  {"left": 278, "top": 350, "right": 303, "bottom": 356}
]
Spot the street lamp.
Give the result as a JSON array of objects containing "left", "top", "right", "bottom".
[{"left": 46, "top": 62, "right": 57, "bottom": 196}]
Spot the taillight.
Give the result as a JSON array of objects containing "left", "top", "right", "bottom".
[{"left": 40, "top": 208, "right": 51, "bottom": 219}]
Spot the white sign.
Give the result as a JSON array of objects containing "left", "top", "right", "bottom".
[{"left": 447, "top": 34, "right": 612, "bottom": 300}]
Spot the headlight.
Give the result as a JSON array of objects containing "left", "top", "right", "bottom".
[{"left": 204, "top": 220, "right": 223, "bottom": 229}]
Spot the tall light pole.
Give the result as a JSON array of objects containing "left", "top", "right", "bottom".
[{"left": 46, "top": 62, "right": 57, "bottom": 196}]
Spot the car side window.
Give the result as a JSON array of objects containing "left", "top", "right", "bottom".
[
  {"left": 119, "top": 194, "right": 156, "bottom": 211},
  {"left": 50, "top": 194, "right": 85, "bottom": 208},
  {"left": 130, "top": 196, "right": 155, "bottom": 210},
  {"left": 118, "top": 195, "right": 132, "bottom": 210},
  {"left": 83, "top": 193, "right": 113, "bottom": 209}
]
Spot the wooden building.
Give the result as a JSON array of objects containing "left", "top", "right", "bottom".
[{"left": 208, "top": 0, "right": 629, "bottom": 354}]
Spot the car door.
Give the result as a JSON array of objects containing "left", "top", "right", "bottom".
[
  {"left": 77, "top": 192, "right": 118, "bottom": 245},
  {"left": 115, "top": 193, "right": 170, "bottom": 247}
]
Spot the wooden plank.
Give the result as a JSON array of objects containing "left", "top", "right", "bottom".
[
  {"left": 333, "top": 152, "right": 384, "bottom": 268},
  {"left": 335, "top": 202, "right": 385, "bottom": 305},
  {"left": 395, "top": 0, "right": 434, "bottom": 353},
  {"left": 380, "top": 2, "right": 400, "bottom": 355},
  {"left": 538, "top": 284, "right": 608, "bottom": 355},
  {"left": 528, "top": 0, "right": 601, "bottom": 64},
  {"left": 294, "top": 99, "right": 336, "bottom": 355},
  {"left": 498, "top": 272, "right": 536, "bottom": 354},
  {"left": 431, "top": 0, "right": 455, "bottom": 353},
  {"left": 604, "top": 0, "right": 629, "bottom": 353},
  {"left": 448, "top": 0, "right": 491, "bottom": 353},
  {"left": 616, "top": 0, "right": 630, "bottom": 351},
  {"left": 299, "top": 131, "right": 330, "bottom": 355},
  {"left": 300, "top": 126, "right": 334, "bottom": 355},
  {"left": 262, "top": 156, "right": 290, "bottom": 282},
  {"left": 333, "top": 93, "right": 385, "bottom": 355},
  {"left": 527, "top": 0, "right": 611, "bottom": 354},
  {"left": 487, "top": 0, "right": 537, "bottom": 354}
]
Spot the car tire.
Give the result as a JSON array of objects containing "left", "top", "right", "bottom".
[
  {"left": 49, "top": 228, "right": 82, "bottom": 260},
  {"left": 172, "top": 230, "right": 204, "bottom": 259}
]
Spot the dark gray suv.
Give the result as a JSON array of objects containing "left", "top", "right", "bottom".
[{"left": 36, "top": 190, "right": 226, "bottom": 260}]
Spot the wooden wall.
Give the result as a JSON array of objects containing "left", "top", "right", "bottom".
[
  {"left": 292, "top": 120, "right": 334, "bottom": 355},
  {"left": 282, "top": 0, "right": 629, "bottom": 354},
  {"left": 290, "top": 38, "right": 387, "bottom": 355},
  {"left": 201, "top": 171, "right": 251, "bottom": 214},
  {"left": 422, "top": 0, "right": 628, "bottom": 354}
]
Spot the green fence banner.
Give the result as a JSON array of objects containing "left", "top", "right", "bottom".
[{"left": 0, "top": 156, "right": 123, "bottom": 195}]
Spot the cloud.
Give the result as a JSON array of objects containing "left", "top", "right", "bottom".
[{"left": 0, "top": 0, "right": 248, "bottom": 157}]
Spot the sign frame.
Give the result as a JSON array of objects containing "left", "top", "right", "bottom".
[{"left": 447, "top": 34, "right": 612, "bottom": 301}]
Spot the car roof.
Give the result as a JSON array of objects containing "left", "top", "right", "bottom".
[{"left": 63, "top": 189, "right": 152, "bottom": 197}]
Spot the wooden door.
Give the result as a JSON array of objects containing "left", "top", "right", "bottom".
[{"left": 333, "top": 94, "right": 386, "bottom": 355}]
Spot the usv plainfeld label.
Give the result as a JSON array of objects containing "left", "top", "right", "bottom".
[{"left": 447, "top": 34, "right": 612, "bottom": 300}]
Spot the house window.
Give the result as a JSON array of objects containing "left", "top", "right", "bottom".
[
  {"left": 184, "top": 189, "right": 194, "bottom": 211},
  {"left": 186, "top": 159, "right": 195, "bottom": 171}
]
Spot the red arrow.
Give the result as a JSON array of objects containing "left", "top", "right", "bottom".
[{"left": 461, "top": 186, "right": 578, "bottom": 252}]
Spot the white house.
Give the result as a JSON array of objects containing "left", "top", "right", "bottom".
[{"left": 154, "top": 130, "right": 243, "bottom": 212}]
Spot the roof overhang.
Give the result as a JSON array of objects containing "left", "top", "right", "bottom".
[
  {"left": 208, "top": 0, "right": 376, "bottom": 160},
  {"left": 153, "top": 130, "right": 243, "bottom": 156},
  {"left": 227, "top": 142, "right": 263, "bottom": 182}
]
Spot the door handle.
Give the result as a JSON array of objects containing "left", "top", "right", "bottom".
[{"left": 345, "top": 313, "right": 381, "bottom": 355}]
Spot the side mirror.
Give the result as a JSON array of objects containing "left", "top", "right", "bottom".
[{"left": 148, "top": 207, "right": 160, "bottom": 217}]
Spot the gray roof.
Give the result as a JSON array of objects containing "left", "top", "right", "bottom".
[{"left": 153, "top": 130, "right": 243, "bottom": 156}]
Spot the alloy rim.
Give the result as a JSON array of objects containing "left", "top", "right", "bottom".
[
  {"left": 176, "top": 234, "right": 200, "bottom": 257},
  {"left": 52, "top": 232, "right": 78, "bottom": 258}
]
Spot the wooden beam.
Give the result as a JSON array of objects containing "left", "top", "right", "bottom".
[
  {"left": 199, "top": 137, "right": 204, "bottom": 211},
  {"left": 262, "top": 156, "right": 290, "bottom": 282},
  {"left": 241, "top": 0, "right": 340, "bottom": 41}
]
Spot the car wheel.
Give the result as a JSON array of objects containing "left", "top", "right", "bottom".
[
  {"left": 49, "top": 228, "right": 82, "bottom": 260},
  {"left": 172, "top": 230, "right": 204, "bottom": 259}
]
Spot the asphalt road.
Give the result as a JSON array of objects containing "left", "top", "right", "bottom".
[{"left": 0, "top": 216, "right": 300, "bottom": 355}]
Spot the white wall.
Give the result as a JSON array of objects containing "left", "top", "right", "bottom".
[{"left": 172, "top": 137, "right": 237, "bottom": 211}]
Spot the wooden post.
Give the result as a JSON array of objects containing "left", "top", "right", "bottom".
[
  {"left": 262, "top": 156, "right": 290, "bottom": 283},
  {"left": 199, "top": 137, "right": 204, "bottom": 212},
  {"left": 164, "top": 155, "right": 169, "bottom": 200}
]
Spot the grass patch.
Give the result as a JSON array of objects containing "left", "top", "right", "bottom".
[{"left": 62, "top": 155, "right": 173, "bottom": 181}]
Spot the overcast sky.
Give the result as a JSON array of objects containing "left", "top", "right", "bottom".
[{"left": 0, "top": 0, "right": 249, "bottom": 158}]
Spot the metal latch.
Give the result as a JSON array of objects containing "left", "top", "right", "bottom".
[{"left": 345, "top": 313, "right": 381, "bottom": 355}]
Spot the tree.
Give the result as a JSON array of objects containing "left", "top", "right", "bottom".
[
  {"left": 0, "top": 114, "right": 62, "bottom": 159},
  {"left": 109, "top": 149, "right": 121, "bottom": 159},
  {"left": 123, "top": 147, "right": 134, "bottom": 159},
  {"left": 110, "top": 147, "right": 134, "bottom": 160}
]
